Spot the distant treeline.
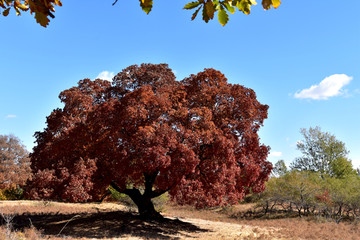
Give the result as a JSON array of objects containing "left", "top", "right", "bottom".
[
  {"left": 256, "top": 127, "right": 360, "bottom": 223},
  {"left": 257, "top": 170, "right": 360, "bottom": 223}
]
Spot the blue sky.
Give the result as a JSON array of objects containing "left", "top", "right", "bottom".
[{"left": 1, "top": 1, "right": 359, "bottom": 168}]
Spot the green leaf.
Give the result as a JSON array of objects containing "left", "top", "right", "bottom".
[
  {"left": 140, "top": 0, "right": 152, "bottom": 7},
  {"left": 139, "top": 0, "right": 153, "bottom": 14},
  {"left": 237, "top": 0, "right": 251, "bottom": 15},
  {"left": 223, "top": 2, "right": 235, "bottom": 14},
  {"left": 2, "top": 7, "right": 10, "bottom": 16},
  {"left": 218, "top": 8, "right": 229, "bottom": 26},
  {"left": 35, "top": 11, "right": 49, "bottom": 27},
  {"left": 184, "top": 1, "right": 201, "bottom": 10},
  {"left": 213, "top": 0, "right": 220, "bottom": 10},
  {"left": 191, "top": 5, "right": 202, "bottom": 20}
]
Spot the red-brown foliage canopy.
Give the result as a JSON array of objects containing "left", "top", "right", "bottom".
[{"left": 27, "top": 63, "right": 271, "bottom": 209}]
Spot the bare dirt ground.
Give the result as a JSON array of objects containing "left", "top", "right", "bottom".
[{"left": 0, "top": 201, "right": 358, "bottom": 240}]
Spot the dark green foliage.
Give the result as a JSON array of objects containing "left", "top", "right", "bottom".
[
  {"left": 0, "top": 187, "right": 24, "bottom": 200},
  {"left": 259, "top": 170, "right": 360, "bottom": 222},
  {"left": 291, "top": 127, "right": 356, "bottom": 179},
  {"left": 272, "top": 159, "right": 287, "bottom": 177}
]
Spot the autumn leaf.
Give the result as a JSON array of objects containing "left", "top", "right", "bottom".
[
  {"left": 35, "top": 11, "right": 49, "bottom": 27},
  {"left": 191, "top": 5, "right": 202, "bottom": 20},
  {"left": 262, "top": 0, "right": 280, "bottom": 10},
  {"left": 2, "top": 7, "right": 10, "bottom": 16},
  {"left": 54, "top": 0, "right": 62, "bottom": 6},
  {"left": 261, "top": 0, "right": 271, "bottom": 9},
  {"left": 206, "top": 1, "right": 215, "bottom": 19},
  {"left": 272, "top": 0, "right": 281, "bottom": 8},
  {"left": 202, "top": 5, "right": 209, "bottom": 22},
  {"left": 15, "top": 3, "right": 29, "bottom": 11}
]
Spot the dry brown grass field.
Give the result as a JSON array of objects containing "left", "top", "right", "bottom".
[{"left": 0, "top": 200, "right": 359, "bottom": 240}]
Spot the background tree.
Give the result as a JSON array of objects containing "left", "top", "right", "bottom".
[
  {"left": 26, "top": 63, "right": 272, "bottom": 218},
  {"left": 290, "top": 127, "right": 355, "bottom": 179},
  {"left": 1, "top": 0, "right": 280, "bottom": 27},
  {"left": 261, "top": 170, "right": 322, "bottom": 216},
  {"left": 258, "top": 127, "right": 359, "bottom": 222},
  {"left": 271, "top": 159, "right": 287, "bottom": 177},
  {"left": 0, "top": 134, "right": 31, "bottom": 190}
]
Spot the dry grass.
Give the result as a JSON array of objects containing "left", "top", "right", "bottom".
[
  {"left": 0, "top": 200, "right": 359, "bottom": 239},
  {"left": 0, "top": 200, "right": 126, "bottom": 215},
  {"left": 165, "top": 203, "right": 360, "bottom": 240}
]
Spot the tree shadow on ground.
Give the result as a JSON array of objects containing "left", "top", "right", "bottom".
[{"left": 5, "top": 211, "right": 209, "bottom": 239}]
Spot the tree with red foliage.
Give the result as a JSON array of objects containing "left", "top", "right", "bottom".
[
  {"left": 26, "top": 63, "right": 272, "bottom": 218},
  {"left": 0, "top": 134, "right": 31, "bottom": 189}
]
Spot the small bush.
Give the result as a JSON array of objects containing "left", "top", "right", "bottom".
[
  {"left": 0, "top": 187, "right": 24, "bottom": 200},
  {"left": 153, "top": 193, "right": 169, "bottom": 213},
  {"left": 108, "top": 186, "right": 136, "bottom": 207}
]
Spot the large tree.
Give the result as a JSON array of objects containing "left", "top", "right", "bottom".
[
  {"left": 0, "top": 134, "right": 31, "bottom": 189},
  {"left": 291, "top": 127, "right": 356, "bottom": 179},
  {"left": 26, "top": 63, "right": 272, "bottom": 218},
  {"left": 1, "top": 0, "right": 280, "bottom": 27}
]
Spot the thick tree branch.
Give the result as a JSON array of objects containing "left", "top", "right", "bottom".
[
  {"left": 99, "top": 189, "right": 111, "bottom": 203},
  {"left": 110, "top": 181, "right": 122, "bottom": 192},
  {"left": 110, "top": 181, "right": 143, "bottom": 202}
]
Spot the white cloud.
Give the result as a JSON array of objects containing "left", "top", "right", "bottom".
[
  {"left": 269, "top": 151, "right": 282, "bottom": 157},
  {"left": 6, "top": 114, "right": 16, "bottom": 118},
  {"left": 294, "top": 74, "right": 353, "bottom": 100},
  {"left": 96, "top": 71, "right": 115, "bottom": 82},
  {"left": 352, "top": 159, "right": 360, "bottom": 169}
]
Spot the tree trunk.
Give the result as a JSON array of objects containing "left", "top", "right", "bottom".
[
  {"left": 128, "top": 191, "right": 163, "bottom": 219},
  {"left": 110, "top": 176, "right": 165, "bottom": 219}
]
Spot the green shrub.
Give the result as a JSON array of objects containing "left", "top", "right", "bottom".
[
  {"left": 0, "top": 187, "right": 24, "bottom": 200},
  {"left": 258, "top": 170, "right": 360, "bottom": 222}
]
